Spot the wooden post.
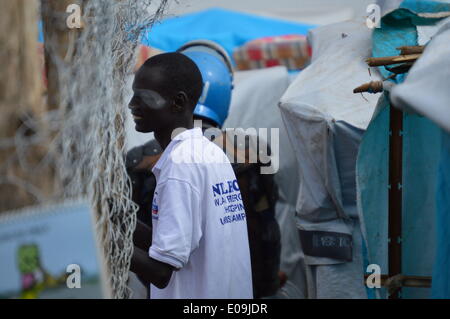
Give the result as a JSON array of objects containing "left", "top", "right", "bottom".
[
  {"left": 366, "top": 54, "right": 421, "bottom": 67},
  {"left": 388, "top": 104, "right": 403, "bottom": 299},
  {"left": 0, "top": 0, "right": 49, "bottom": 213}
]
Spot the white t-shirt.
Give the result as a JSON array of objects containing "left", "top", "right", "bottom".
[{"left": 149, "top": 127, "right": 253, "bottom": 299}]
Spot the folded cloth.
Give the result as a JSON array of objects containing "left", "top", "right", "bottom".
[{"left": 233, "top": 35, "right": 311, "bottom": 71}]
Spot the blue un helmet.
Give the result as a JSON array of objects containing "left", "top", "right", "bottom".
[{"left": 177, "top": 40, "right": 234, "bottom": 128}]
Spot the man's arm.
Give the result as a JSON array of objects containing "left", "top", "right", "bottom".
[
  {"left": 130, "top": 246, "right": 174, "bottom": 289},
  {"left": 133, "top": 219, "right": 152, "bottom": 252}
]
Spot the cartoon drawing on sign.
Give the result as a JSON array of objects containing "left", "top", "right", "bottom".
[{"left": 17, "top": 244, "right": 67, "bottom": 299}]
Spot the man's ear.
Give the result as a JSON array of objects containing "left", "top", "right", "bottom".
[{"left": 172, "top": 92, "right": 188, "bottom": 113}]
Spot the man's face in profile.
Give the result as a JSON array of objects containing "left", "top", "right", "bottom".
[{"left": 129, "top": 67, "right": 172, "bottom": 133}]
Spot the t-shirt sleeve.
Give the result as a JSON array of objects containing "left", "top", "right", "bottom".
[{"left": 149, "top": 178, "right": 202, "bottom": 269}]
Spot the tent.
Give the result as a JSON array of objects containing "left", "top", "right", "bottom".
[{"left": 278, "top": 17, "right": 383, "bottom": 298}]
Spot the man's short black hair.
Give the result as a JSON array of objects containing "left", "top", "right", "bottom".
[{"left": 139, "top": 52, "right": 203, "bottom": 108}]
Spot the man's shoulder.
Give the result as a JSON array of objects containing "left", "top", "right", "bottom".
[{"left": 169, "top": 136, "right": 230, "bottom": 167}]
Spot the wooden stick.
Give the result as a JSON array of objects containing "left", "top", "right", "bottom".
[
  {"left": 364, "top": 275, "right": 432, "bottom": 288},
  {"left": 353, "top": 81, "right": 384, "bottom": 94},
  {"left": 385, "top": 62, "right": 414, "bottom": 75},
  {"left": 366, "top": 54, "right": 421, "bottom": 67},
  {"left": 397, "top": 45, "right": 425, "bottom": 55}
]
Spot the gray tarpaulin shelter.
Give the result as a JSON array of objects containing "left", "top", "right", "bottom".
[
  {"left": 278, "top": 18, "right": 382, "bottom": 298},
  {"left": 224, "top": 66, "right": 308, "bottom": 298}
]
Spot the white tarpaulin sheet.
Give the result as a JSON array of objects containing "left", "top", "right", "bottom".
[
  {"left": 391, "top": 18, "right": 450, "bottom": 133},
  {"left": 279, "top": 19, "right": 382, "bottom": 298}
]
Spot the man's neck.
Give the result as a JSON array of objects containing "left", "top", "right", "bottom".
[{"left": 155, "top": 122, "right": 194, "bottom": 150}]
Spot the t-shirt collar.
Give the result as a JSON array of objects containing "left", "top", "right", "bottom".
[
  {"left": 172, "top": 127, "right": 203, "bottom": 141},
  {"left": 152, "top": 127, "right": 203, "bottom": 178}
]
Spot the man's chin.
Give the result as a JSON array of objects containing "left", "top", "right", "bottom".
[{"left": 134, "top": 124, "right": 153, "bottom": 133}]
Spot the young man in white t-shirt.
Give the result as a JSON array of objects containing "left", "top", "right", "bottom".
[{"left": 128, "top": 52, "right": 253, "bottom": 299}]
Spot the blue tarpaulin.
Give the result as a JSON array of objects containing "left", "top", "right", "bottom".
[
  {"left": 140, "top": 8, "right": 315, "bottom": 61},
  {"left": 433, "top": 132, "right": 450, "bottom": 298}
]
